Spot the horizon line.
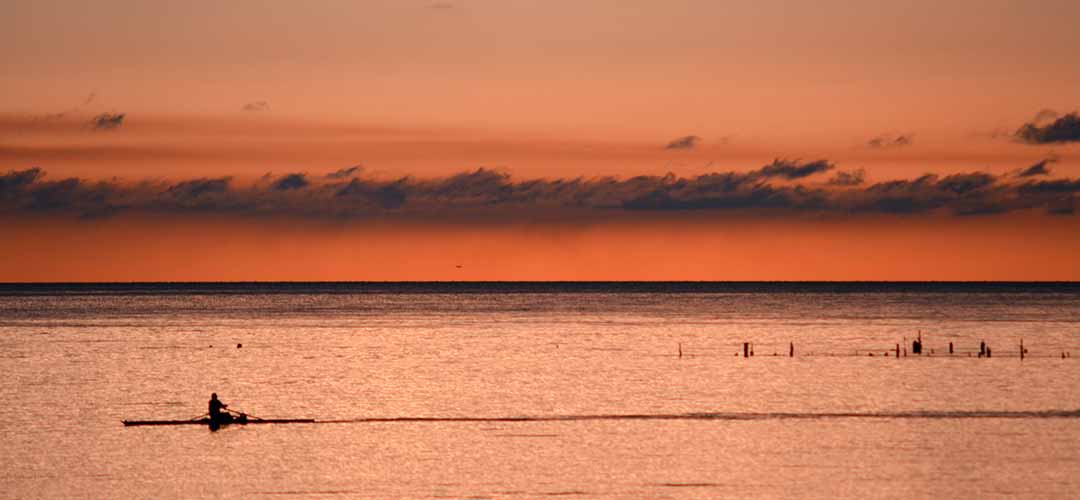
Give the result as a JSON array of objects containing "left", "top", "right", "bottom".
[{"left": 3, "top": 280, "right": 1079, "bottom": 285}]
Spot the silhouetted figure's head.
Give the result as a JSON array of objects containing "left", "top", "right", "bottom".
[{"left": 211, "top": 393, "right": 218, "bottom": 400}]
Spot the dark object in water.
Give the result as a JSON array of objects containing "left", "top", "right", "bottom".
[{"left": 122, "top": 415, "right": 314, "bottom": 427}]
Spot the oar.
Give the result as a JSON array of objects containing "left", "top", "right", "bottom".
[
  {"left": 189, "top": 412, "right": 209, "bottom": 421},
  {"left": 227, "top": 407, "right": 263, "bottom": 420}
]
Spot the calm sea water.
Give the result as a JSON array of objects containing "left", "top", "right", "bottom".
[{"left": 1, "top": 283, "right": 1078, "bottom": 500}]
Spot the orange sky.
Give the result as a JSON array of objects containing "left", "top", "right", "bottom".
[
  {"left": 3, "top": 214, "right": 1078, "bottom": 281},
  {"left": 2, "top": 1, "right": 1079, "bottom": 281}
]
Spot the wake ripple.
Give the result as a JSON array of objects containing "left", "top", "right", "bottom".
[{"left": 316, "top": 409, "right": 1080, "bottom": 424}]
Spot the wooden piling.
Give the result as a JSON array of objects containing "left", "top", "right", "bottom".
[
  {"left": 743, "top": 342, "right": 749, "bottom": 358},
  {"left": 790, "top": 342, "right": 794, "bottom": 358},
  {"left": 949, "top": 342, "right": 953, "bottom": 355},
  {"left": 1020, "top": 339, "right": 1024, "bottom": 361},
  {"left": 678, "top": 342, "right": 682, "bottom": 359}
]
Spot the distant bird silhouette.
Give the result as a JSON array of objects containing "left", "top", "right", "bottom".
[{"left": 455, "top": 265, "right": 463, "bottom": 268}]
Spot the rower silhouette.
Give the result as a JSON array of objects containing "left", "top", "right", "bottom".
[{"left": 208, "top": 393, "right": 232, "bottom": 424}]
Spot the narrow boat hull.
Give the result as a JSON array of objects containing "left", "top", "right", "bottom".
[{"left": 123, "top": 418, "right": 314, "bottom": 427}]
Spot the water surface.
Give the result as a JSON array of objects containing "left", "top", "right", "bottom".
[{"left": 1, "top": 283, "right": 1078, "bottom": 499}]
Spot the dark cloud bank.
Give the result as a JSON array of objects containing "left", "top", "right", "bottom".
[{"left": 2, "top": 159, "right": 1077, "bottom": 221}]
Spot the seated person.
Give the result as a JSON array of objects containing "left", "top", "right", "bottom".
[{"left": 208, "top": 393, "right": 233, "bottom": 423}]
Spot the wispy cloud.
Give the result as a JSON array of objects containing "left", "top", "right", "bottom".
[
  {"left": 39, "top": 92, "right": 97, "bottom": 121},
  {"left": 664, "top": 135, "right": 700, "bottom": 150},
  {"left": 758, "top": 159, "right": 833, "bottom": 180},
  {"left": 1017, "top": 158, "right": 1055, "bottom": 178},
  {"left": 89, "top": 113, "right": 125, "bottom": 131},
  {"left": 828, "top": 169, "right": 866, "bottom": 186},
  {"left": 326, "top": 166, "right": 362, "bottom": 179},
  {"left": 271, "top": 173, "right": 309, "bottom": 191},
  {"left": 242, "top": 101, "right": 270, "bottom": 112},
  {"left": 2, "top": 159, "right": 1076, "bottom": 222},
  {"left": 867, "top": 134, "right": 913, "bottom": 149},
  {"left": 1016, "top": 111, "right": 1080, "bottom": 144},
  {"left": 1033, "top": 109, "right": 1060, "bottom": 125},
  {"left": 165, "top": 177, "right": 231, "bottom": 200}
]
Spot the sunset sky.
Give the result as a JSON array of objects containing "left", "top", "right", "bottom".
[{"left": 3, "top": 0, "right": 1079, "bottom": 280}]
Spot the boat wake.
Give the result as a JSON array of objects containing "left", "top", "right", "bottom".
[{"left": 317, "top": 409, "right": 1080, "bottom": 424}]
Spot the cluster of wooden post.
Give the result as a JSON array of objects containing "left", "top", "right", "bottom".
[{"left": 677, "top": 334, "right": 1072, "bottom": 359}]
